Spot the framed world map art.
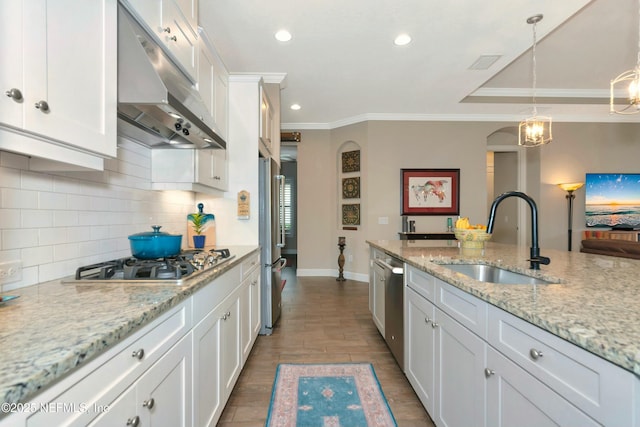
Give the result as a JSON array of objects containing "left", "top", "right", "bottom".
[{"left": 342, "top": 204, "right": 360, "bottom": 225}]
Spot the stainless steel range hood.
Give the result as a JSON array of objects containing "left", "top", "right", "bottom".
[{"left": 117, "top": 7, "right": 225, "bottom": 149}]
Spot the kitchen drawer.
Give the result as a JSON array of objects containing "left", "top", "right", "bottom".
[
  {"left": 488, "top": 304, "right": 636, "bottom": 426},
  {"left": 241, "top": 252, "right": 260, "bottom": 281},
  {"left": 405, "top": 265, "right": 436, "bottom": 303},
  {"left": 193, "top": 263, "right": 242, "bottom": 325},
  {"left": 436, "top": 279, "right": 487, "bottom": 339},
  {"left": 27, "top": 301, "right": 191, "bottom": 427}
]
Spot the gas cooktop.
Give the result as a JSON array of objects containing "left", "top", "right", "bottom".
[{"left": 63, "top": 248, "right": 235, "bottom": 285}]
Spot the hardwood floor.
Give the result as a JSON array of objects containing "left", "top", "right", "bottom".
[{"left": 217, "top": 259, "right": 435, "bottom": 427}]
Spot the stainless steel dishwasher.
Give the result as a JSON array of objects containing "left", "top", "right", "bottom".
[{"left": 375, "top": 256, "right": 404, "bottom": 370}]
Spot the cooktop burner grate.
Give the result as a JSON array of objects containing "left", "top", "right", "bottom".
[{"left": 67, "top": 248, "right": 234, "bottom": 284}]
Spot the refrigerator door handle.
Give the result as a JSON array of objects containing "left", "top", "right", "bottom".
[
  {"left": 267, "top": 256, "right": 287, "bottom": 270},
  {"left": 276, "top": 174, "right": 286, "bottom": 248}
]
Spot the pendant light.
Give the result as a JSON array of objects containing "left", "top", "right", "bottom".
[
  {"left": 519, "top": 14, "right": 552, "bottom": 147},
  {"left": 610, "top": 0, "right": 640, "bottom": 114}
]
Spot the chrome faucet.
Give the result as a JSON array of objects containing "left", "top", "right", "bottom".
[{"left": 487, "top": 191, "right": 550, "bottom": 270}]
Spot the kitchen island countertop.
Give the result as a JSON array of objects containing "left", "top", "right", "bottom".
[
  {"left": 368, "top": 239, "right": 640, "bottom": 377},
  {"left": 0, "top": 245, "right": 259, "bottom": 407}
]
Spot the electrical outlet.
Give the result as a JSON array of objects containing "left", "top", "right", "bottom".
[
  {"left": 348, "top": 255, "right": 353, "bottom": 262},
  {"left": 0, "top": 261, "right": 22, "bottom": 285}
]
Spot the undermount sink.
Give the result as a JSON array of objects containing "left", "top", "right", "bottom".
[{"left": 440, "top": 263, "right": 552, "bottom": 285}]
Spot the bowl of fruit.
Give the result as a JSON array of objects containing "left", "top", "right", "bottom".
[{"left": 453, "top": 217, "right": 492, "bottom": 248}]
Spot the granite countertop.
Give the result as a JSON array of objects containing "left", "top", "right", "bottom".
[
  {"left": 368, "top": 239, "right": 640, "bottom": 377},
  {"left": 0, "top": 245, "right": 259, "bottom": 407}
]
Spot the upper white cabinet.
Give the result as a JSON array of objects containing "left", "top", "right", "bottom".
[
  {"left": 197, "top": 27, "right": 229, "bottom": 140},
  {"left": 122, "top": 0, "right": 198, "bottom": 82},
  {"left": 259, "top": 85, "right": 274, "bottom": 155},
  {"left": 151, "top": 148, "right": 228, "bottom": 193},
  {"left": 0, "top": 0, "right": 117, "bottom": 169}
]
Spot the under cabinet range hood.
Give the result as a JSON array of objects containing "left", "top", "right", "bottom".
[{"left": 117, "top": 8, "right": 225, "bottom": 149}]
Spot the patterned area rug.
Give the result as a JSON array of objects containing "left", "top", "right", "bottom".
[{"left": 266, "top": 363, "right": 397, "bottom": 427}]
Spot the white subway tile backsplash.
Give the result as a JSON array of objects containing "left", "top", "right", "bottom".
[
  {"left": 21, "top": 170, "right": 53, "bottom": 191},
  {"left": 53, "top": 243, "right": 80, "bottom": 261},
  {"left": 53, "top": 211, "right": 79, "bottom": 227},
  {"left": 3, "top": 228, "right": 38, "bottom": 249},
  {"left": 0, "top": 139, "right": 199, "bottom": 290},
  {"left": 39, "top": 192, "right": 68, "bottom": 210},
  {"left": 0, "top": 209, "right": 21, "bottom": 229},
  {"left": 21, "top": 246, "right": 53, "bottom": 267},
  {"left": 0, "top": 166, "right": 21, "bottom": 188},
  {"left": 2, "top": 188, "right": 38, "bottom": 209},
  {"left": 22, "top": 210, "right": 53, "bottom": 228},
  {"left": 38, "top": 227, "right": 68, "bottom": 246}
]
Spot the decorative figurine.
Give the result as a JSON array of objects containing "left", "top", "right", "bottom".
[{"left": 337, "top": 237, "right": 346, "bottom": 282}]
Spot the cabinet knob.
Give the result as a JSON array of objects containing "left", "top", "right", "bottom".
[
  {"left": 142, "top": 398, "right": 155, "bottom": 409},
  {"left": 5, "top": 88, "right": 22, "bottom": 101},
  {"left": 132, "top": 348, "right": 145, "bottom": 360},
  {"left": 431, "top": 321, "right": 439, "bottom": 328},
  {"left": 226, "top": 311, "right": 231, "bottom": 318},
  {"left": 484, "top": 368, "right": 495, "bottom": 378},
  {"left": 163, "top": 27, "right": 171, "bottom": 33},
  {"left": 169, "top": 35, "right": 178, "bottom": 42},
  {"left": 529, "top": 348, "right": 543, "bottom": 360},
  {"left": 34, "top": 100, "right": 49, "bottom": 112},
  {"left": 222, "top": 314, "right": 228, "bottom": 320},
  {"left": 126, "top": 415, "right": 140, "bottom": 426}
]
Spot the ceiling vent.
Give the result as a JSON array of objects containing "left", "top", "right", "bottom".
[{"left": 468, "top": 55, "right": 502, "bottom": 70}]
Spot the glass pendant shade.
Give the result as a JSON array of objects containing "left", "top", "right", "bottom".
[
  {"left": 518, "top": 14, "right": 552, "bottom": 148},
  {"left": 610, "top": 67, "right": 640, "bottom": 114},
  {"left": 610, "top": 0, "right": 640, "bottom": 114},
  {"left": 519, "top": 115, "right": 552, "bottom": 147}
]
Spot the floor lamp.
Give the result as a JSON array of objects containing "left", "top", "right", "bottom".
[{"left": 558, "top": 183, "right": 584, "bottom": 251}]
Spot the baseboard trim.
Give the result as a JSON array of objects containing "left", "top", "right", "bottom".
[{"left": 296, "top": 269, "right": 368, "bottom": 283}]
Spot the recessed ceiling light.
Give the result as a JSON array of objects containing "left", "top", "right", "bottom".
[
  {"left": 275, "top": 30, "right": 292, "bottom": 42},
  {"left": 290, "top": 104, "right": 301, "bottom": 110},
  {"left": 394, "top": 33, "right": 411, "bottom": 46}
]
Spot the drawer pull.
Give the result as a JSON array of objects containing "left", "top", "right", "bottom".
[
  {"left": 34, "top": 100, "right": 49, "bottom": 112},
  {"left": 132, "top": 348, "right": 145, "bottom": 360},
  {"left": 5, "top": 88, "right": 22, "bottom": 101},
  {"left": 142, "top": 398, "right": 155, "bottom": 409},
  {"left": 529, "top": 348, "right": 544, "bottom": 360},
  {"left": 484, "top": 368, "right": 495, "bottom": 378},
  {"left": 126, "top": 415, "right": 140, "bottom": 426}
]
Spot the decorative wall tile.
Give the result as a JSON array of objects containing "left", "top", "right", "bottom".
[
  {"left": 342, "top": 203, "right": 361, "bottom": 225},
  {"left": 342, "top": 177, "right": 360, "bottom": 199},
  {"left": 341, "top": 150, "right": 360, "bottom": 173}
]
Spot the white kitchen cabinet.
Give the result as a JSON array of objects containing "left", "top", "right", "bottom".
[
  {"left": 405, "top": 286, "right": 436, "bottom": 414},
  {"left": 240, "top": 253, "right": 261, "bottom": 364},
  {"left": 198, "top": 27, "right": 229, "bottom": 140},
  {"left": 434, "top": 306, "right": 486, "bottom": 427},
  {"left": 0, "top": 0, "right": 117, "bottom": 168},
  {"left": 151, "top": 148, "right": 228, "bottom": 193},
  {"left": 25, "top": 301, "right": 191, "bottom": 427},
  {"left": 485, "top": 346, "right": 600, "bottom": 427},
  {"left": 368, "top": 249, "right": 386, "bottom": 336},
  {"left": 403, "top": 264, "right": 640, "bottom": 427},
  {"left": 88, "top": 333, "right": 192, "bottom": 427},
  {"left": 259, "top": 85, "right": 274, "bottom": 155},
  {"left": 405, "top": 268, "right": 487, "bottom": 427},
  {"left": 122, "top": 0, "right": 198, "bottom": 82}
]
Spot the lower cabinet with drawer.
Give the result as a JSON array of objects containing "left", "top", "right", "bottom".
[
  {"left": 404, "top": 265, "right": 640, "bottom": 427},
  {"left": 4, "top": 250, "right": 262, "bottom": 427}
]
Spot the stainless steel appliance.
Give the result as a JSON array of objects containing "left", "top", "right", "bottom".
[
  {"left": 117, "top": 7, "right": 226, "bottom": 150},
  {"left": 376, "top": 256, "right": 404, "bottom": 370},
  {"left": 63, "top": 249, "right": 234, "bottom": 285},
  {"left": 259, "top": 157, "right": 287, "bottom": 335}
]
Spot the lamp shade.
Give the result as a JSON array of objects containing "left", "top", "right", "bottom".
[{"left": 557, "top": 182, "right": 584, "bottom": 192}]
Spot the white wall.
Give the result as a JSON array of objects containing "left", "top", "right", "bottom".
[{"left": 293, "top": 120, "right": 640, "bottom": 280}]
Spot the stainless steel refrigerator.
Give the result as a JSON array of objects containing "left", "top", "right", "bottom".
[{"left": 259, "top": 157, "right": 286, "bottom": 335}]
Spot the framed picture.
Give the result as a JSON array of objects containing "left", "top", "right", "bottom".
[
  {"left": 341, "top": 150, "right": 360, "bottom": 173},
  {"left": 342, "top": 204, "right": 361, "bottom": 225},
  {"left": 342, "top": 177, "right": 360, "bottom": 199},
  {"left": 401, "top": 168, "right": 460, "bottom": 215}
]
